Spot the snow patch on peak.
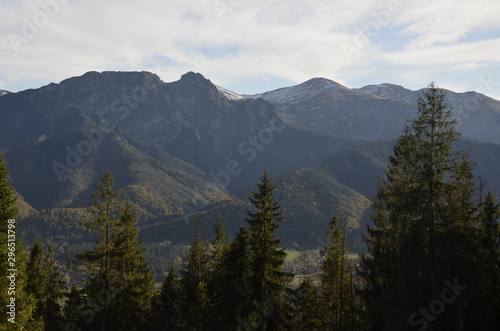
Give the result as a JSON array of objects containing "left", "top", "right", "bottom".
[
  {"left": 246, "top": 78, "right": 357, "bottom": 105},
  {"left": 302, "top": 77, "right": 347, "bottom": 91},
  {"left": 0, "top": 90, "right": 9, "bottom": 96},
  {"left": 216, "top": 86, "right": 243, "bottom": 100},
  {"left": 358, "top": 84, "right": 414, "bottom": 104}
]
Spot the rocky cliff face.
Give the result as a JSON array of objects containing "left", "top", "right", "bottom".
[
  {"left": 1, "top": 71, "right": 284, "bottom": 161},
  {"left": 27, "top": 71, "right": 286, "bottom": 162}
]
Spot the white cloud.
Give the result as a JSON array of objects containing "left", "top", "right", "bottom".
[
  {"left": 383, "top": 38, "right": 500, "bottom": 66},
  {"left": 395, "top": 0, "right": 500, "bottom": 48},
  {"left": 0, "top": 0, "right": 499, "bottom": 97}
]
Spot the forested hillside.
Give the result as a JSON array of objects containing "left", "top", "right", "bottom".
[{"left": 1, "top": 84, "right": 498, "bottom": 330}]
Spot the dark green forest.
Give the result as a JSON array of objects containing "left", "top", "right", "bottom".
[{"left": 1, "top": 85, "right": 499, "bottom": 330}]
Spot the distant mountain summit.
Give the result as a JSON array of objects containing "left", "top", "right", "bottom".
[
  {"left": 246, "top": 78, "right": 415, "bottom": 140},
  {"left": 358, "top": 83, "right": 500, "bottom": 142},
  {"left": 357, "top": 83, "right": 414, "bottom": 103},
  {"left": 246, "top": 78, "right": 355, "bottom": 105},
  {"left": 246, "top": 78, "right": 500, "bottom": 143},
  {"left": 0, "top": 90, "right": 9, "bottom": 96}
]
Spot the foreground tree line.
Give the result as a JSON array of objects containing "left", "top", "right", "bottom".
[{"left": 0, "top": 84, "right": 499, "bottom": 330}]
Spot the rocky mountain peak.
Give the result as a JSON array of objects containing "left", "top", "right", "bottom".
[
  {"left": 171, "top": 71, "right": 232, "bottom": 106},
  {"left": 178, "top": 71, "right": 213, "bottom": 88},
  {"left": 33, "top": 71, "right": 164, "bottom": 102},
  {"left": 358, "top": 83, "right": 415, "bottom": 103},
  {"left": 301, "top": 77, "right": 348, "bottom": 92},
  {"left": 0, "top": 90, "right": 11, "bottom": 96},
  {"left": 22, "top": 71, "right": 165, "bottom": 121},
  {"left": 247, "top": 77, "right": 353, "bottom": 106}
]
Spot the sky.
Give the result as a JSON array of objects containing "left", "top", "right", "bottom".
[{"left": 1, "top": 0, "right": 500, "bottom": 99}]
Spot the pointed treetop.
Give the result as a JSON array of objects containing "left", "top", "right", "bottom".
[{"left": 0, "top": 153, "right": 18, "bottom": 221}]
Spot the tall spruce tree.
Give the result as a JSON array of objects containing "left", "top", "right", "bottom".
[
  {"left": 25, "top": 239, "right": 46, "bottom": 328},
  {"left": 244, "top": 171, "right": 292, "bottom": 330},
  {"left": 74, "top": 171, "right": 154, "bottom": 331},
  {"left": 0, "top": 153, "right": 20, "bottom": 328},
  {"left": 179, "top": 219, "right": 210, "bottom": 330},
  {"left": 207, "top": 213, "right": 230, "bottom": 327},
  {"left": 108, "top": 202, "right": 155, "bottom": 330},
  {"left": 360, "top": 83, "right": 493, "bottom": 329},
  {"left": 319, "top": 217, "right": 359, "bottom": 330},
  {"left": 74, "top": 170, "right": 121, "bottom": 330},
  {"left": 26, "top": 238, "right": 64, "bottom": 330},
  {"left": 479, "top": 191, "right": 500, "bottom": 327},
  {"left": 63, "top": 285, "right": 85, "bottom": 329},
  {"left": 156, "top": 265, "right": 183, "bottom": 330},
  {"left": 291, "top": 278, "right": 322, "bottom": 331},
  {"left": 0, "top": 154, "right": 37, "bottom": 330},
  {"left": 43, "top": 245, "right": 65, "bottom": 330},
  {"left": 291, "top": 248, "right": 322, "bottom": 331},
  {"left": 216, "top": 226, "right": 253, "bottom": 330},
  {"left": 209, "top": 212, "right": 229, "bottom": 263}
]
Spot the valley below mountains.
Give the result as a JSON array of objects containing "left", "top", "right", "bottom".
[{"left": 2, "top": 71, "right": 500, "bottom": 252}]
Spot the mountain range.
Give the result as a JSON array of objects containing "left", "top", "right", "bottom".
[
  {"left": 2, "top": 71, "right": 500, "bottom": 249},
  {"left": 245, "top": 78, "right": 500, "bottom": 143}
]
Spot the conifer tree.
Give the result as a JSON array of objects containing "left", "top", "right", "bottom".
[
  {"left": 63, "top": 285, "right": 84, "bottom": 328},
  {"left": 1, "top": 239, "right": 40, "bottom": 331},
  {"left": 74, "top": 170, "right": 121, "bottom": 330},
  {"left": 479, "top": 192, "right": 500, "bottom": 327},
  {"left": 0, "top": 154, "right": 18, "bottom": 228},
  {"left": 26, "top": 238, "right": 64, "bottom": 330},
  {"left": 244, "top": 171, "right": 292, "bottom": 330},
  {"left": 291, "top": 249, "right": 322, "bottom": 331},
  {"left": 217, "top": 226, "right": 253, "bottom": 330},
  {"left": 208, "top": 213, "right": 229, "bottom": 264},
  {"left": 74, "top": 171, "right": 154, "bottom": 331},
  {"left": 26, "top": 239, "right": 46, "bottom": 316},
  {"left": 0, "top": 154, "right": 37, "bottom": 330},
  {"left": 0, "top": 153, "right": 20, "bottom": 328},
  {"left": 319, "top": 217, "right": 358, "bottom": 330},
  {"left": 43, "top": 246, "right": 65, "bottom": 330},
  {"left": 207, "top": 213, "right": 230, "bottom": 327},
  {"left": 291, "top": 278, "right": 322, "bottom": 331},
  {"left": 360, "top": 83, "right": 492, "bottom": 329},
  {"left": 157, "top": 266, "right": 183, "bottom": 330},
  {"left": 179, "top": 220, "right": 210, "bottom": 330},
  {"left": 107, "top": 202, "right": 155, "bottom": 330}
]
